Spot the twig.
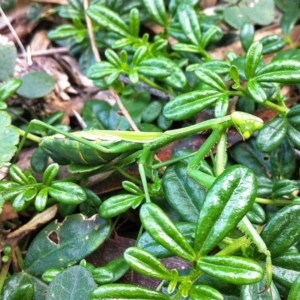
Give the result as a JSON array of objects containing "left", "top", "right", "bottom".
[
  {"left": 18, "top": 47, "right": 70, "bottom": 57},
  {"left": 83, "top": 0, "right": 139, "bottom": 132},
  {"left": 0, "top": 6, "right": 27, "bottom": 57}
]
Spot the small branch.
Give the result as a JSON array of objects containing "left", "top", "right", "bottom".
[{"left": 18, "top": 47, "right": 69, "bottom": 57}]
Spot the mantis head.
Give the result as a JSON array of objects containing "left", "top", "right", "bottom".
[{"left": 231, "top": 111, "right": 264, "bottom": 139}]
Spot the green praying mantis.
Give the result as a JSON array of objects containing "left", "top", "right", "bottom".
[{"left": 14, "top": 110, "right": 274, "bottom": 292}]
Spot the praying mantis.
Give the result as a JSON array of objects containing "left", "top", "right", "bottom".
[{"left": 13, "top": 110, "right": 275, "bottom": 295}]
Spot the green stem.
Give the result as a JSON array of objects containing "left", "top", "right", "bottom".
[
  {"left": 264, "top": 100, "right": 289, "bottom": 115},
  {"left": 0, "top": 259, "right": 11, "bottom": 293},
  {"left": 138, "top": 74, "right": 173, "bottom": 95},
  {"left": 255, "top": 197, "right": 292, "bottom": 206},
  {"left": 17, "top": 128, "right": 41, "bottom": 143}
]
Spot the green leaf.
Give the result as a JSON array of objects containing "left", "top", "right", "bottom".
[
  {"left": 48, "top": 24, "right": 85, "bottom": 40},
  {"left": 246, "top": 202, "right": 266, "bottom": 225},
  {"left": 48, "top": 182, "right": 86, "bottom": 205},
  {"left": 288, "top": 274, "right": 300, "bottom": 300},
  {"left": 17, "top": 72, "right": 55, "bottom": 98},
  {"left": 92, "top": 257, "right": 129, "bottom": 284},
  {"left": 140, "top": 203, "right": 196, "bottom": 261},
  {"left": 261, "top": 204, "right": 300, "bottom": 257},
  {"left": 247, "top": 80, "right": 267, "bottom": 103},
  {"left": 223, "top": 6, "right": 251, "bottom": 29},
  {"left": 0, "top": 111, "right": 19, "bottom": 168},
  {"left": 137, "top": 58, "right": 172, "bottom": 78},
  {"left": 43, "top": 163, "right": 59, "bottom": 186},
  {"left": 45, "top": 265, "right": 96, "bottom": 300},
  {"left": 172, "top": 43, "right": 201, "bottom": 53},
  {"left": 105, "top": 49, "right": 123, "bottom": 68},
  {"left": 31, "top": 148, "right": 49, "bottom": 173},
  {"left": 132, "top": 46, "right": 148, "bottom": 67},
  {"left": 260, "top": 35, "right": 285, "bottom": 55},
  {"left": 0, "top": 78, "right": 22, "bottom": 102},
  {"left": 24, "top": 214, "right": 110, "bottom": 276},
  {"left": 124, "top": 247, "right": 172, "bottom": 280},
  {"left": 142, "top": 101, "right": 162, "bottom": 123},
  {"left": 272, "top": 264, "right": 300, "bottom": 289},
  {"left": 194, "top": 165, "right": 257, "bottom": 256},
  {"left": 239, "top": 0, "right": 275, "bottom": 26},
  {"left": 177, "top": 3, "right": 201, "bottom": 46},
  {"left": 287, "top": 124, "right": 300, "bottom": 149},
  {"left": 255, "top": 60, "right": 300, "bottom": 83},
  {"left": 87, "top": 4, "right": 131, "bottom": 37},
  {"left": 141, "top": 0, "right": 167, "bottom": 26},
  {"left": 137, "top": 222, "right": 196, "bottom": 258},
  {"left": 198, "top": 256, "right": 264, "bottom": 285},
  {"left": 1, "top": 272, "right": 34, "bottom": 300},
  {"left": 270, "top": 138, "right": 295, "bottom": 179},
  {"left": 129, "top": 8, "right": 140, "bottom": 37},
  {"left": 244, "top": 42, "right": 263, "bottom": 79},
  {"left": 240, "top": 280, "right": 281, "bottom": 299},
  {"left": 99, "top": 194, "right": 144, "bottom": 218},
  {"left": 91, "top": 284, "right": 170, "bottom": 299},
  {"left": 287, "top": 104, "right": 300, "bottom": 127},
  {"left": 240, "top": 23, "right": 255, "bottom": 52},
  {"left": 0, "top": 39, "right": 17, "bottom": 81},
  {"left": 195, "top": 68, "right": 227, "bottom": 92},
  {"left": 281, "top": 6, "right": 300, "bottom": 37},
  {"left": 162, "top": 162, "right": 206, "bottom": 223},
  {"left": 35, "top": 187, "right": 49, "bottom": 212},
  {"left": 256, "top": 116, "right": 287, "bottom": 152},
  {"left": 163, "top": 90, "right": 220, "bottom": 120},
  {"left": 87, "top": 61, "right": 118, "bottom": 79},
  {"left": 9, "top": 164, "right": 30, "bottom": 184},
  {"left": 190, "top": 284, "right": 223, "bottom": 300}
]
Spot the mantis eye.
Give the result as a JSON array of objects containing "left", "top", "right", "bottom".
[{"left": 231, "top": 111, "right": 264, "bottom": 139}]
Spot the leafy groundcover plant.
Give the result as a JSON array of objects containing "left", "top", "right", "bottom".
[{"left": 1, "top": 0, "right": 300, "bottom": 299}]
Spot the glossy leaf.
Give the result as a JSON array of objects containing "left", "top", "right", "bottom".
[
  {"left": 240, "top": 23, "right": 254, "bottom": 52},
  {"left": 137, "top": 222, "right": 196, "bottom": 258},
  {"left": 87, "top": 61, "right": 117, "bottom": 79},
  {"left": 31, "top": 147, "right": 49, "bottom": 173},
  {"left": 195, "top": 68, "right": 227, "bottom": 92},
  {"left": 194, "top": 165, "right": 257, "bottom": 256},
  {"left": 287, "top": 124, "right": 300, "bottom": 149},
  {"left": 35, "top": 187, "right": 49, "bottom": 211},
  {"left": 163, "top": 90, "right": 220, "bottom": 120},
  {"left": 124, "top": 247, "right": 172, "bottom": 280},
  {"left": 132, "top": 46, "right": 148, "bottom": 67},
  {"left": 48, "top": 182, "right": 86, "bottom": 205},
  {"left": 247, "top": 80, "right": 267, "bottom": 103},
  {"left": 140, "top": 203, "right": 196, "bottom": 261},
  {"left": 255, "top": 60, "right": 300, "bottom": 83},
  {"left": 142, "top": 0, "right": 167, "bottom": 26},
  {"left": 91, "top": 284, "right": 170, "bottom": 299},
  {"left": 24, "top": 214, "right": 110, "bottom": 275},
  {"left": 137, "top": 58, "right": 172, "bottom": 78},
  {"left": 177, "top": 3, "right": 201, "bottom": 46},
  {"left": 256, "top": 116, "right": 287, "bottom": 152},
  {"left": 162, "top": 162, "right": 206, "bottom": 223},
  {"left": 45, "top": 265, "right": 96, "bottom": 300},
  {"left": 92, "top": 257, "right": 129, "bottom": 284},
  {"left": 142, "top": 101, "right": 162, "bottom": 123},
  {"left": 272, "top": 264, "right": 300, "bottom": 289},
  {"left": 0, "top": 78, "right": 22, "bottom": 103},
  {"left": 9, "top": 164, "right": 30, "bottom": 185},
  {"left": 105, "top": 49, "right": 123, "bottom": 68},
  {"left": 129, "top": 8, "right": 140, "bottom": 37},
  {"left": 246, "top": 202, "right": 266, "bottom": 225},
  {"left": 270, "top": 138, "right": 295, "bottom": 179},
  {"left": 197, "top": 256, "right": 264, "bottom": 285},
  {"left": 288, "top": 274, "right": 300, "bottom": 300},
  {"left": 87, "top": 4, "right": 131, "bottom": 37},
  {"left": 244, "top": 42, "right": 263, "bottom": 79},
  {"left": 43, "top": 163, "right": 59, "bottom": 186},
  {"left": 287, "top": 104, "right": 300, "bottom": 127},
  {"left": 261, "top": 204, "right": 300, "bottom": 257},
  {"left": 99, "top": 194, "right": 144, "bottom": 218},
  {"left": 260, "top": 35, "right": 285, "bottom": 55},
  {"left": 190, "top": 284, "right": 223, "bottom": 300}
]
